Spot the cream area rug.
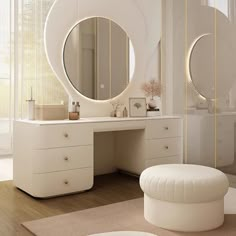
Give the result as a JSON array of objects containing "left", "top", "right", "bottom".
[{"left": 23, "top": 188, "right": 236, "bottom": 236}]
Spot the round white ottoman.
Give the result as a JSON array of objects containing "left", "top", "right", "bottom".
[{"left": 140, "top": 164, "right": 229, "bottom": 232}]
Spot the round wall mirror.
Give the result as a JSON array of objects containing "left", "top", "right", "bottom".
[
  {"left": 189, "top": 33, "right": 236, "bottom": 100},
  {"left": 63, "top": 17, "right": 135, "bottom": 100}
]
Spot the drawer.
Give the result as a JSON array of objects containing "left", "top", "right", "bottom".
[
  {"left": 32, "top": 146, "right": 93, "bottom": 174},
  {"left": 33, "top": 124, "right": 93, "bottom": 149},
  {"left": 32, "top": 168, "right": 93, "bottom": 197},
  {"left": 147, "top": 137, "right": 182, "bottom": 159},
  {"left": 146, "top": 119, "right": 182, "bottom": 139},
  {"left": 145, "top": 156, "right": 182, "bottom": 168}
]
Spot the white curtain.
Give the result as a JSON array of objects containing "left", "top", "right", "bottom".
[
  {"left": 0, "top": 0, "right": 68, "bottom": 155},
  {"left": 16, "top": 0, "right": 68, "bottom": 119}
]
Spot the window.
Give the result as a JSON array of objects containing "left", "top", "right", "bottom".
[
  {"left": 203, "top": 0, "right": 229, "bottom": 17},
  {"left": 17, "top": 0, "right": 68, "bottom": 118},
  {"left": 0, "top": 0, "right": 13, "bottom": 155},
  {"left": 0, "top": 0, "right": 68, "bottom": 155}
]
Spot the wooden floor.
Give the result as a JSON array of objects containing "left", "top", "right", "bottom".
[{"left": 0, "top": 173, "right": 143, "bottom": 236}]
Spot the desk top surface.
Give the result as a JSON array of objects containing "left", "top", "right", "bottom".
[{"left": 16, "top": 116, "right": 182, "bottom": 126}]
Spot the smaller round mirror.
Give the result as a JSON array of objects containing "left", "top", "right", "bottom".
[
  {"left": 63, "top": 17, "right": 135, "bottom": 100},
  {"left": 190, "top": 33, "right": 236, "bottom": 100}
]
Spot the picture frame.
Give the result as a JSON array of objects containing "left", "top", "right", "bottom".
[{"left": 129, "top": 97, "right": 147, "bottom": 117}]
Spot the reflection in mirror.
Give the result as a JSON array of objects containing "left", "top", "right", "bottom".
[
  {"left": 189, "top": 33, "right": 236, "bottom": 100},
  {"left": 64, "top": 17, "right": 135, "bottom": 100}
]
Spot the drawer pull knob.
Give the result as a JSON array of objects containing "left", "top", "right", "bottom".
[
  {"left": 165, "top": 146, "right": 169, "bottom": 150},
  {"left": 64, "top": 157, "right": 69, "bottom": 161},
  {"left": 64, "top": 180, "right": 69, "bottom": 185},
  {"left": 164, "top": 127, "right": 169, "bottom": 130},
  {"left": 64, "top": 133, "right": 69, "bottom": 138}
]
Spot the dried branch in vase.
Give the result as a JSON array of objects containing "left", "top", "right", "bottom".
[{"left": 141, "top": 79, "right": 161, "bottom": 99}]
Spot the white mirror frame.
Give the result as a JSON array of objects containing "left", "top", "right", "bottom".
[{"left": 45, "top": 0, "right": 161, "bottom": 116}]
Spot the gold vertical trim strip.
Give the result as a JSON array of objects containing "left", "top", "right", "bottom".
[
  {"left": 94, "top": 18, "right": 97, "bottom": 99},
  {"left": 126, "top": 35, "right": 129, "bottom": 84},
  {"left": 97, "top": 19, "right": 100, "bottom": 99},
  {"left": 214, "top": 1, "right": 217, "bottom": 168},
  {"left": 184, "top": 0, "right": 188, "bottom": 164},
  {"left": 109, "top": 20, "right": 112, "bottom": 98},
  {"left": 160, "top": 2, "right": 163, "bottom": 114}
]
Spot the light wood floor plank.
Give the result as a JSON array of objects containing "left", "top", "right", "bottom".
[{"left": 0, "top": 173, "right": 142, "bottom": 236}]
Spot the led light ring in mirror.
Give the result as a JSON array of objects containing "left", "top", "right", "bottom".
[
  {"left": 63, "top": 17, "right": 135, "bottom": 101},
  {"left": 188, "top": 33, "right": 236, "bottom": 100},
  {"left": 187, "top": 34, "right": 213, "bottom": 100}
]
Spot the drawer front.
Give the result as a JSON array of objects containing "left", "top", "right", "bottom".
[
  {"left": 147, "top": 137, "right": 182, "bottom": 159},
  {"left": 32, "top": 168, "right": 93, "bottom": 197},
  {"left": 145, "top": 156, "right": 182, "bottom": 168},
  {"left": 146, "top": 119, "right": 182, "bottom": 139},
  {"left": 32, "top": 146, "right": 93, "bottom": 174},
  {"left": 33, "top": 124, "right": 93, "bottom": 149}
]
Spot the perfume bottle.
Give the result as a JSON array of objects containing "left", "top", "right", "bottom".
[
  {"left": 123, "top": 107, "right": 128, "bottom": 117},
  {"left": 69, "top": 101, "right": 80, "bottom": 120},
  {"left": 75, "top": 102, "right": 80, "bottom": 119}
]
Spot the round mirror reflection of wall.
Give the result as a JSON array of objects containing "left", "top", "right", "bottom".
[
  {"left": 63, "top": 17, "right": 135, "bottom": 100},
  {"left": 190, "top": 33, "right": 236, "bottom": 100}
]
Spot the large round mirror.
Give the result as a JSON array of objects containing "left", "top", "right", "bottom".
[{"left": 63, "top": 17, "right": 135, "bottom": 100}]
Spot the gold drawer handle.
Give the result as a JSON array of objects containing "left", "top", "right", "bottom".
[
  {"left": 164, "top": 127, "right": 169, "bottom": 130},
  {"left": 165, "top": 146, "right": 169, "bottom": 150},
  {"left": 64, "top": 133, "right": 69, "bottom": 138},
  {"left": 64, "top": 156, "right": 69, "bottom": 161},
  {"left": 64, "top": 180, "right": 69, "bottom": 185}
]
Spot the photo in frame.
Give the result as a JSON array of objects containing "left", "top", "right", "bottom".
[{"left": 129, "top": 97, "right": 147, "bottom": 117}]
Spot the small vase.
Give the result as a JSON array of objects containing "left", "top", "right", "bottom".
[{"left": 148, "top": 98, "right": 157, "bottom": 110}]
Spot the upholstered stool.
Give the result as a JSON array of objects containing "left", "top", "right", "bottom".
[{"left": 140, "top": 164, "right": 229, "bottom": 232}]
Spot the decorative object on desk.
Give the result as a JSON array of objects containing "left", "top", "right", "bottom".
[
  {"left": 129, "top": 97, "right": 147, "bottom": 117},
  {"left": 26, "top": 87, "right": 35, "bottom": 120},
  {"left": 69, "top": 101, "right": 80, "bottom": 120},
  {"left": 69, "top": 112, "right": 79, "bottom": 120},
  {"left": 141, "top": 79, "right": 161, "bottom": 110},
  {"left": 75, "top": 101, "right": 80, "bottom": 117},
  {"left": 123, "top": 107, "right": 128, "bottom": 117},
  {"left": 116, "top": 108, "right": 123, "bottom": 118},
  {"left": 35, "top": 104, "right": 68, "bottom": 120},
  {"left": 110, "top": 100, "right": 123, "bottom": 117},
  {"left": 147, "top": 108, "right": 160, "bottom": 117}
]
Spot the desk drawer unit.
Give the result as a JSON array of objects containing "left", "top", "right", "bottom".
[
  {"left": 13, "top": 117, "right": 183, "bottom": 197},
  {"left": 32, "top": 145, "right": 93, "bottom": 174},
  {"left": 13, "top": 121, "right": 94, "bottom": 198},
  {"left": 145, "top": 118, "right": 183, "bottom": 168}
]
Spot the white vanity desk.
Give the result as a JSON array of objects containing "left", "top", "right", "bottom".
[{"left": 13, "top": 116, "right": 183, "bottom": 198}]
